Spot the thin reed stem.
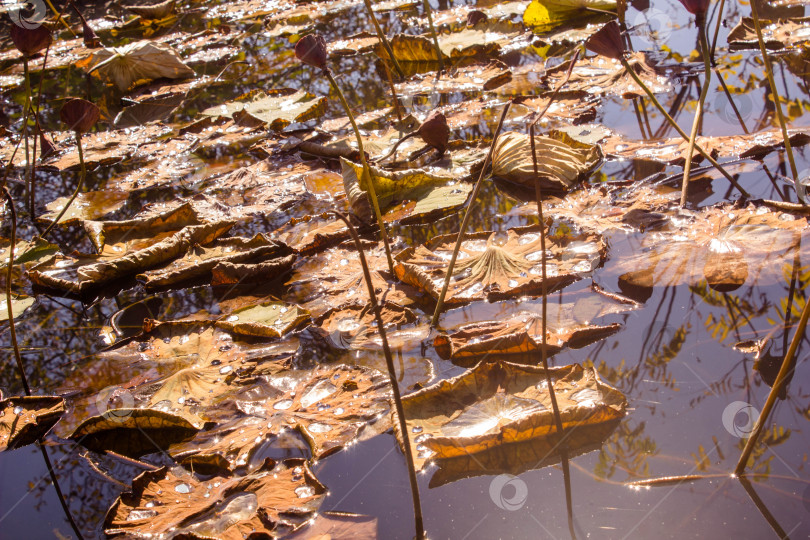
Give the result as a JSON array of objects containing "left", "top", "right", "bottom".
[
  {"left": 2, "top": 186, "right": 30, "bottom": 395},
  {"left": 422, "top": 0, "right": 444, "bottom": 75},
  {"left": 429, "top": 101, "right": 512, "bottom": 327},
  {"left": 325, "top": 70, "right": 395, "bottom": 274},
  {"left": 620, "top": 57, "right": 750, "bottom": 198},
  {"left": 361, "top": 0, "right": 405, "bottom": 80},
  {"left": 680, "top": 16, "right": 711, "bottom": 207},
  {"left": 327, "top": 209, "right": 424, "bottom": 540},
  {"left": 735, "top": 292, "right": 810, "bottom": 474},
  {"left": 750, "top": 0, "right": 799, "bottom": 190},
  {"left": 41, "top": 133, "right": 85, "bottom": 238}
]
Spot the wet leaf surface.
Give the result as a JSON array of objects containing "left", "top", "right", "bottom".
[
  {"left": 76, "top": 40, "right": 196, "bottom": 90},
  {"left": 0, "top": 396, "right": 64, "bottom": 452},
  {"left": 202, "top": 89, "right": 327, "bottom": 131}
]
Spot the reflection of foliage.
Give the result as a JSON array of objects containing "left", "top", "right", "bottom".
[
  {"left": 594, "top": 421, "right": 657, "bottom": 481},
  {"left": 735, "top": 425, "right": 792, "bottom": 480},
  {"left": 691, "top": 444, "right": 711, "bottom": 472},
  {"left": 691, "top": 282, "right": 768, "bottom": 343},
  {"left": 768, "top": 263, "right": 810, "bottom": 326}
]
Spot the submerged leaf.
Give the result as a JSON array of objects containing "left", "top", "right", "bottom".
[
  {"left": 215, "top": 301, "right": 310, "bottom": 338},
  {"left": 0, "top": 396, "right": 64, "bottom": 452},
  {"left": 523, "top": 0, "right": 616, "bottom": 31}
]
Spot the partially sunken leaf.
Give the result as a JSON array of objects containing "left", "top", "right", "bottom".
[
  {"left": 0, "top": 294, "right": 35, "bottom": 322},
  {"left": 395, "top": 61, "right": 512, "bottom": 95},
  {"left": 215, "top": 301, "right": 310, "bottom": 338},
  {"left": 318, "top": 301, "right": 417, "bottom": 350},
  {"left": 70, "top": 407, "right": 203, "bottom": 456},
  {"left": 396, "top": 228, "right": 605, "bottom": 305},
  {"left": 201, "top": 90, "right": 327, "bottom": 131},
  {"left": 122, "top": 0, "right": 178, "bottom": 19},
  {"left": 0, "top": 238, "right": 58, "bottom": 268},
  {"left": 77, "top": 41, "right": 195, "bottom": 90},
  {"left": 341, "top": 158, "right": 470, "bottom": 223},
  {"left": 491, "top": 131, "right": 603, "bottom": 190},
  {"left": 727, "top": 17, "right": 809, "bottom": 50},
  {"left": 0, "top": 396, "right": 64, "bottom": 452},
  {"left": 435, "top": 287, "right": 639, "bottom": 361},
  {"left": 104, "top": 459, "right": 325, "bottom": 538},
  {"left": 523, "top": 0, "right": 616, "bottom": 31},
  {"left": 39, "top": 190, "right": 128, "bottom": 226},
  {"left": 402, "top": 360, "right": 627, "bottom": 468},
  {"left": 375, "top": 29, "right": 517, "bottom": 63}
]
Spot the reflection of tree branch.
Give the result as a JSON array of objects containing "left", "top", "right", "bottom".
[{"left": 739, "top": 474, "right": 790, "bottom": 538}]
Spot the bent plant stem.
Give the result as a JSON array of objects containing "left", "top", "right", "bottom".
[
  {"left": 750, "top": 0, "right": 799, "bottom": 186},
  {"left": 2, "top": 187, "right": 30, "bottom": 396},
  {"left": 328, "top": 209, "right": 425, "bottom": 540},
  {"left": 324, "top": 69, "right": 395, "bottom": 273},
  {"left": 429, "top": 100, "right": 512, "bottom": 327},
  {"left": 41, "top": 132, "right": 85, "bottom": 238},
  {"left": 38, "top": 443, "right": 86, "bottom": 540},
  {"left": 22, "top": 58, "right": 32, "bottom": 206},
  {"left": 736, "top": 294, "right": 810, "bottom": 474},
  {"left": 423, "top": 0, "right": 444, "bottom": 76},
  {"left": 362, "top": 0, "right": 405, "bottom": 80},
  {"left": 680, "top": 17, "right": 711, "bottom": 207},
  {"left": 620, "top": 57, "right": 750, "bottom": 199}
]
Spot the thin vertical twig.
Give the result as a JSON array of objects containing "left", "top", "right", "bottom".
[
  {"left": 328, "top": 209, "right": 424, "bottom": 540},
  {"left": 680, "top": 16, "right": 711, "bottom": 206},
  {"left": 429, "top": 101, "right": 512, "bottom": 327},
  {"left": 40, "top": 133, "right": 85, "bottom": 238},
  {"left": 361, "top": 0, "right": 405, "bottom": 80},
  {"left": 2, "top": 186, "right": 30, "bottom": 395},
  {"left": 422, "top": 0, "right": 445, "bottom": 76}
]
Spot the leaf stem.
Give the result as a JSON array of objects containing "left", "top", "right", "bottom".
[
  {"left": 750, "top": 0, "right": 799, "bottom": 189},
  {"left": 422, "top": 0, "right": 445, "bottom": 76},
  {"left": 327, "top": 209, "right": 424, "bottom": 540},
  {"left": 429, "top": 101, "right": 512, "bottom": 327},
  {"left": 619, "top": 57, "right": 750, "bottom": 199},
  {"left": 735, "top": 287, "right": 810, "bottom": 475},
  {"left": 41, "top": 132, "right": 85, "bottom": 238},
  {"left": 325, "top": 69, "right": 395, "bottom": 274},
  {"left": 361, "top": 0, "right": 406, "bottom": 80},
  {"left": 2, "top": 186, "right": 30, "bottom": 396},
  {"left": 680, "top": 16, "right": 711, "bottom": 207}
]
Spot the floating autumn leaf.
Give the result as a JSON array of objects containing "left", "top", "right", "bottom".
[
  {"left": 401, "top": 360, "right": 627, "bottom": 469},
  {"left": 491, "top": 130, "right": 603, "bottom": 190},
  {"left": 341, "top": 158, "right": 471, "bottom": 223},
  {"left": 0, "top": 238, "right": 59, "bottom": 269},
  {"left": 523, "top": 0, "right": 616, "bottom": 31},
  {"left": 215, "top": 301, "right": 310, "bottom": 338},
  {"left": 201, "top": 89, "right": 327, "bottom": 131},
  {"left": 136, "top": 234, "right": 293, "bottom": 289},
  {"left": 434, "top": 286, "right": 639, "bottom": 361},
  {"left": 375, "top": 29, "right": 519, "bottom": 64},
  {"left": 396, "top": 228, "right": 606, "bottom": 305},
  {"left": 122, "top": 0, "right": 178, "bottom": 19},
  {"left": 38, "top": 190, "right": 128, "bottom": 226},
  {"left": 104, "top": 459, "right": 325, "bottom": 538},
  {"left": 728, "top": 17, "right": 810, "bottom": 51},
  {"left": 286, "top": 512, "right": 378, "bottom": 539},
  {"left": 70, "top": 407, "right": 203, "bottom": 456},
  {"left": 0, "top": 396, "right": 64, "bottom": 452},
  {"left": 77, "top": 41, "right": 195, "bottom": 90},
  {"left": 211, "top": 253, "right": 297, "bottom": 285}
]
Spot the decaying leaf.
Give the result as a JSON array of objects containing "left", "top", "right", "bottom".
[
  {"left": 38, "top": 190, "right": 129, "bottom": 226},
  {"left": 104, "top": 459, "right": 325, "bottom": 538},
  {"left": 435, "top": 286, "right": 639, "bottom": 361},
  {"left": 396, "top": 61, "right": 512, "bottom": 96},
  {"left": 77, "top": 40, "right": 196, "bottom": 90},
  {"left": 491, "top": 130, "right": 603, "bottom": 190},
  {"left": 375, "top": 29, "right": 519, "bottom": 63},
  {"left": 0, "top": 396, "right": 64, "bottom": 451},
  {"left": 402, "top": 359, "right": 627, "bottom": 469},
  {"left": 396, "top": 228, "right": 606, "bottom": 305},
  {"left": 136, "top": 234, "right": 293, "bottom": 289},
  {"left": 728, "top": 17, "right": 810, "bottom": 50},
  {"left": 0, "top": 294, "right": 35, "bottom": 322},
  {"left": 318, "top": 301, "right": 417, "bottom": 350},
  {"left": 202, "top": 89, "right": 327, "bottom": 131},
  {"left": 341, "top": 158, "right": 471, "bottom": 223}
]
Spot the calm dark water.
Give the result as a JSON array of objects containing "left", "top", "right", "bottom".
[{"left": 1, "top": 0, "right": 810, "bottom": 538}]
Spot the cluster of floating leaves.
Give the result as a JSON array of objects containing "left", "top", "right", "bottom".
[{"left": 1, "top": 0, "right": 810, "bottom": 536}]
